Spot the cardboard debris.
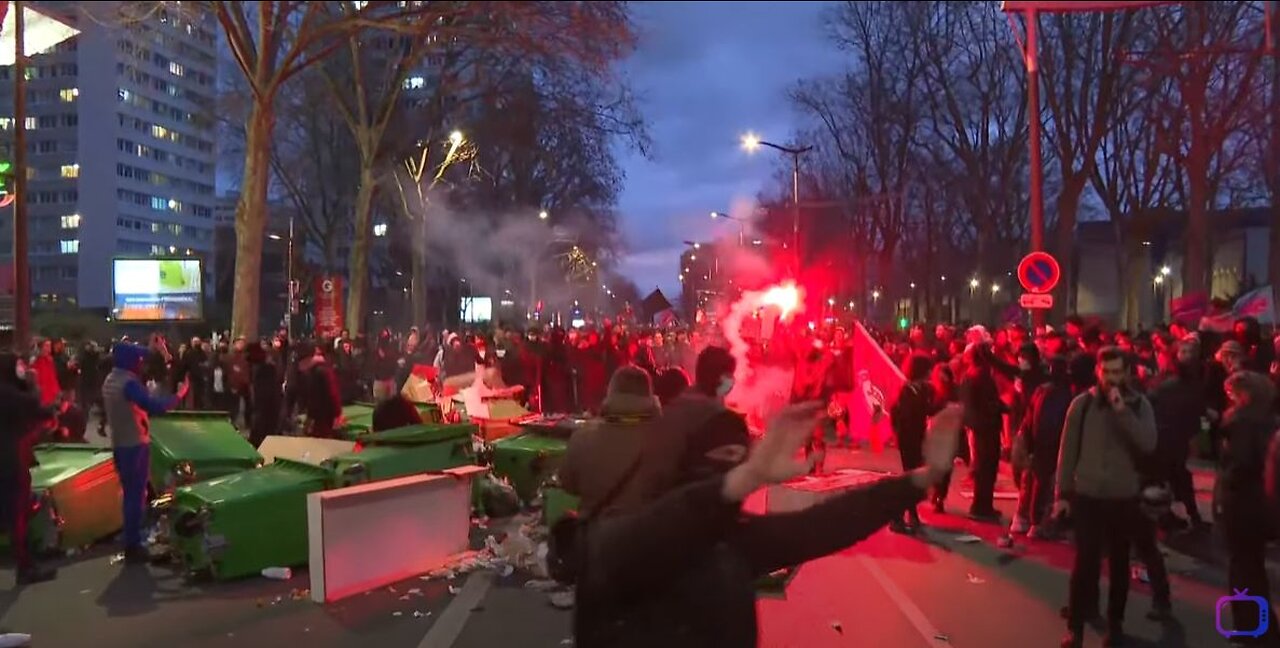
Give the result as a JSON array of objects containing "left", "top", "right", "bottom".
[{"left": 966, "top": 573, "right": 985, "bottom": 584}]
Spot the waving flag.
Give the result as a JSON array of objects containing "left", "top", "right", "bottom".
[{"left": 1233, "top": 286, "right": 1276, "bottom": 324}]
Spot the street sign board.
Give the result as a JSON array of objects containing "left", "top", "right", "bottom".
[
  {"left": 1020, "top": 293, "right": 1054, "bottom": 309},
  {"left": 1017, "top": 252, "right": 1060, "bottom": 294}
]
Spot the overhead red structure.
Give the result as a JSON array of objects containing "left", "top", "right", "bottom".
[{"left": 1000, "top": 1, "right": 1176, "bottom": 11}]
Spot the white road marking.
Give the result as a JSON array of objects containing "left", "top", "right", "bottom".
[
  {"left": 420, "top": 571, "right": 494, "bottom": 648},
  {"left": 858, "top": 555, "right": 953, "bottom": 647}
]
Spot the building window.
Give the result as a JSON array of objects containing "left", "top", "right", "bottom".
[
  {"left": 36, "top": 140, "right": 57, "bottom": 154},
  {"left": 59, "top": 88, "right": 79, "bottom": 102},
  {"left": 404, "top": 76, "right": 425, "bottom": 90},
  {"left": 24, "top": 117, "right": 36, "bottom": 130},
  {"left": 61, "top": 115, "right": 78, "bottom": 127},
  {"left": 169, "top": 61, "right": 184, "bottom": 77},
  {"left": 59, "top": 240, "right": 79, "bottom": 254},
  {"left": 60, "top": 63, "right": 78, "bottom": 76},
  {"left": 60, "top": 214, "right": 80, "bottom": 229},
  {"left": 37, "top": 116, "right": 56, "bottom": 128},
  {"left": 61, "top": 267, "right": 78, "bottom": 280},
  {"left": 60, "top": 164, "right": 79, "bottom": 178}
]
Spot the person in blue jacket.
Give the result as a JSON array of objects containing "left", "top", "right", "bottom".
[{"left": 101, "top": 343, "right": 187, "bottom": 563}]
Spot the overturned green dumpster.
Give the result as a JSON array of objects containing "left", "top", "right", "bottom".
[
  {"left": 489, "top": 416, "right": 584, "bottom": 503},
  {"left": 325, "top": 422, "right": 476, "bottom": 487},
  {"left": 150, "top": 411, "right": 262, "bottom": 496},
  {"left": 27, "top": 444, "right": 124, "bottom": 554},
  {"left": 169, "top": 458, "right": 330, "bottom": 581},
  {"left": 336, "top": 401, "right": 444, "bottom": 440}
]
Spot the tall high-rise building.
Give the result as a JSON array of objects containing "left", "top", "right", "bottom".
[{"left": 0, "top": 3, "right": 218, "bottom": 310}]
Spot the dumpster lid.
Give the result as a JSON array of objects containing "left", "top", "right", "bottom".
[
  {"left": 150, "top": 414, "right": 262, "bottom": 464},
  {"left": 362, "top": 423, "right": 477, "bottom": 446},
  {"left": 177, "top": 458, "right": 330, "bottom": 503},
  {"left": 31, "top": 444, "right": 115, "bottom": 489},
  {"left": 492, "top": 432, "right": 569, "bottom": 453},
  {"left": 515, "top": 414, "right": 590, "bottom": 440}
]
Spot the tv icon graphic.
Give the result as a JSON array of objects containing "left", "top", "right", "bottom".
[{"left": 1216, "top": 589, "right": 1271, "bottom": 639}]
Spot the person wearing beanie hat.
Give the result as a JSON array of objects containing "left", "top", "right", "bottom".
[
  {"left": 102, "top": 343, "right": 188, "bottom": 564},
  {"left": 559, "top": 366, "right": 661, "bottom": 518}
]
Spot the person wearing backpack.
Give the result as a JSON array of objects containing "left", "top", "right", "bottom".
[{"left": 1054, "top": 346, "right": 1158, "bottom": 648}]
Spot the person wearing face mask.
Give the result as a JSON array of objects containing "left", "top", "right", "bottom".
[
  {"left": 0, "top": 352, "right": 58, "bottom": 583},
  {"left": 1054, "top": 347, "right": 1158, "bottom": 648},
  {"left": 572, "top": 397, "right": 965, "bottom": 647}
]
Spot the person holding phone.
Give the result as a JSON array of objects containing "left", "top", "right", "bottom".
[{"left": 1054, "top": 347, "right": 1157, "bottom": 648}]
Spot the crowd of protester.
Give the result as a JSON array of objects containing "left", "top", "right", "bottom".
[{"left": 2, "top": 311, "right": 1279, "bottom": 645}]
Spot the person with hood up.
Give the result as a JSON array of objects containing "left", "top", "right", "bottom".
[
  {"left": 302, "top": 346, "right": 342, "bottom": 439},
  {"left": 0, "top": 352, "right": 57, "bottom": 583},
  {"left": 1011, "top": 354, "right": 1077, "bottom": 539},
  {"left": 889, "top": 353, "right": 938, "bottom": 533},
  {"left": 101, "top": 343, "right": 187, "bottom": 563},
  {"left": 560, "top": 366, "right": 662, "bottom": 518},
  {"left": 572, "top": 396, "right": 965, "bottom": 646}
]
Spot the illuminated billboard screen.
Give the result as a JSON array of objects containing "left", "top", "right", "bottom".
[
  {"left": 460, "top": 297, "right": 492, "bottom": 323},
  {"left": 112, "top": 258, "right": 204, "bottom": 322}
]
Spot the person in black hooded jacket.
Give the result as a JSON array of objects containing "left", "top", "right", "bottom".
[
  {"left": 572, "top": 398, "right": 965, "bottom": 647},
  {"left": 0, "top": 352, "right": 57, "bottom": 583}
]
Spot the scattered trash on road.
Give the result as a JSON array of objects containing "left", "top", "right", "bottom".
[
  {"left": 108, "top": 553, "right": 125, "bottom": 566},
  {"left": 934, "top": 632, "right": 950, "bottom": 642},
  {"left": 524, "top": 579, "right": 558, "bottom": 591},
  {"left": 549, "top": 591, "right": 575, "bottom": 609},
  {"left": 1131, "top": 566, "right": 1150, "bottom": 583},
  {"left": 79, "top": 589, "right": 91, "bottom": 595},
  {"left": 996, "top": 536, "right": 1014, "bottom": 549},
  {"left": 398, "top": 595, "right": 411, "bottom": 601},
  {"left": 393, "top": 611, "right": 403, "bottom": 617},
  {"left": 830, "top": 621, "right": 844, "bottom": 634},
  {"left": 954, "top": 534, "right": 982, "bottom": 544},
  {"left": 412, "top": 611, "right": 426, "bottom": 618},
  {"left": 560, "top": 639, "right": 574, "bottom": 646},
  {"left": 407, "top": 588, "right": 422, "bottom": 596},
  {"left": 966, "top": 573, "right": 986, "bottom": 584},
  {"left": 448, "top": 585, "right": 460, "bottom": 595},
  {"left": 261, "top": 567, "right": 292, "bottom": 580}
]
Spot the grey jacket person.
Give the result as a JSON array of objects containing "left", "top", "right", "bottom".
[{"left": 1055, "top": 386, "right": 1157, "bottom": 501}]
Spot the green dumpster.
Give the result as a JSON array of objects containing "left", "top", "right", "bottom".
[
  {"left": 541, "top": 485, "right": 579, "bottom": 528},
  {"left": 168, "top": 458, "right": 330, "bottom": 581},
  {"left": 489, "top": 416, "right": 583, "bottom": 502},
  {"left": 324, "top": 423, "right": 476, "bottom": 488},
  {"left": 337, "top": 401, "right": 444, "bottom": 440},
  {"left": 25, "top": 444, "right": 123, "bottom": 554},
  {"left": 150, "top": 411, "right": 262, "bottom": 495}
]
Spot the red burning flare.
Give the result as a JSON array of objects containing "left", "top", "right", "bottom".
[{"left": 760, "top": 282, "right": 801, "bottom": 320}]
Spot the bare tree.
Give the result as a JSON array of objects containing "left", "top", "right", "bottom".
[
  {"left": 1035, "top": 10, "right": 1139, "bottom": 315},
  {"left": 1132, "top": 1, "right": 1267, "bottom": 296}
]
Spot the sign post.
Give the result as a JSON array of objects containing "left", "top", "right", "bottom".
[{"left": 1017, "top": 251, "right": 1060, "bottom": 313}]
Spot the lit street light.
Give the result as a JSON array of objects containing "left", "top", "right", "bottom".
[
  {"left": 710, "top": 211, "right": 746, "bottom": 247},
  {"left": 970, "top": 278, "right": 980, "bottom": 289},
  {"left": 449, "top": 130, "right": 464, "bottom": 146},
  {"left": 740, "top": 131, "right": 812, "bottom": 268},
  {"left": 1154, "top": 275, "right": 1165, "bottom": 285},
  {"left": 267, "top": 233, "right": 282, "bottom": 241},
  {"left": 872, "top": 290, "right": 881, "bottom": 301},
  {"left": 1160, "top": 265, "right": 1171, "bottom": 276},
  {"left": 991, "top": 283, "right": 1001, "bottom": 294},
  {"left": 538, "top": 210, "right": 549, "bottom": 220}
]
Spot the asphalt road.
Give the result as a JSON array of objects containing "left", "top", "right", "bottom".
[{"left": 0, "top": 441, "right": 1260, "bottom": 648}]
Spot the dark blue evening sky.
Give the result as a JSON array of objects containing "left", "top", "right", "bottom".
[{"left": 615, "top": 1, "right": 842, "bottom": 298}]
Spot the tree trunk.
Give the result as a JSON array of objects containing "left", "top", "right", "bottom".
[
  {"left": 411, "top": 214, "right": 428, "bottom": 327},
  {"left": 231, "top": 103, "right": 275, "bottom": 340},
  {"left": 1121, "top": 240, "right": 1147, "bottom": 330},
  {"left": 1054, "top": 179, "right": 1084, "bottom": 319},
  {"left": 1268, "top": 9, "right": 1280, "bottom": 298},
  {"left": 1183, "top": 169, "right": 1211, "bottom": 296},
  {"left": 346, "top": 165, "right": 376, "bottom": 336}
]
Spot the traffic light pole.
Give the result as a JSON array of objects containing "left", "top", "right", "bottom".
[{"left": 12, "top": 0, "right": 30, "bottom": 351}]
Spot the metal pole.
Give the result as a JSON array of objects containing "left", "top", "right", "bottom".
[
  {"left": 1025, "top": 8, "right": 1047, "bottom": 327},
  {"left": 284, "top": 213, "right": 294, "bottom": 341},
  {"left": 791, "top": 152, "right": 800, "bottom": 271},
  {"left": 13, "top": 0, "right": 30, "bottom": 350}
]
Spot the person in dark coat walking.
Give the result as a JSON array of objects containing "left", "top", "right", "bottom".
[
  {"left": 1215, "top": 370, "right": 1280, "bottom": 644},
  {"left": 889, "top": 353, "right": 937, "bottom": 533},
  {"left": 0, "top": 353, "right": 57, "bottom": 583},
  {"left": 1148, "top": 338, "right": 1208, "bottom": 530},
  {"left": 1012, "top": 355, "right": 1074, "bottom": 539},
  {"left": 247, "top": 345, "right": 281, "bottom": 448},
  {"left": 960, "top": 342, "right": 1006, "bottom": 521}
]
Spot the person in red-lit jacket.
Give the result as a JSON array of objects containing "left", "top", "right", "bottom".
[{"left": 30, "top": 339, "right": 60, "bottom": 408}]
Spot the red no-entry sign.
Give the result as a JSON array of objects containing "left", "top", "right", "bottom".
[{"left": 1017, "top": 252, "right": 1060, "bottom": 294}]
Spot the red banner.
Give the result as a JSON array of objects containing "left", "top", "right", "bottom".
[{"left": 314, "top": 275, "right": 344, "bottom": 338}]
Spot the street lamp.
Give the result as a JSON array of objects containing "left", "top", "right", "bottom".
[
  {"left": 991, "top": 283, "right": 1001, "bottom": 294},
  {"left": 740, "top": 131, "right": 812, "bottom": 268},
  {"left": 1160, "top": 265, "right": 1171, "bottom": 276},
  {"left": 448, "top": 130, "right": 464, "bottom": 147},
  {"left": 538, "top": 210, "right": 549, "bottom": 220},
  {"left": 710, "top": 211, "right": 746, "bottom": 247}
]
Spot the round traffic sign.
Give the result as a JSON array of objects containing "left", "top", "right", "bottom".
[{"left": 1017, "top": 252, "right": 1060, "bottom": 294}]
